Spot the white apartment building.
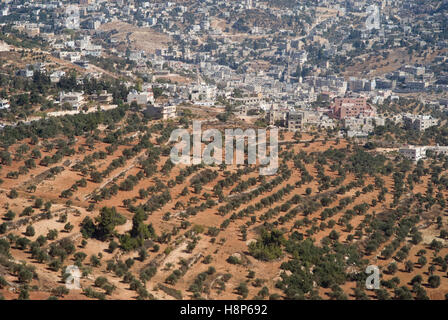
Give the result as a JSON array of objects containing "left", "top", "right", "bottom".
[
  {"left": 50, "top": 70, "right": 66, "bottom": 83},
  {"left": 343, "top": 116, "right": 386, "bottom": 132},
  {"left": 160, "top": 105, "right": 177, "bottom": 120},
  {"left": 403, "top": 114, "right": 439, "bottom": 131},
  {"left": 230, "top": 94, "right": 264, "bottom": 106},
  {"left": 59, "top": 92, "right": 84, "bottom": 110},
  {"left": 189, "top": 84, "right": 217, "bottom": 102},
  {"left": 400, "top": 145, "right": 448, "bottom": 162},
  {"left": 127, "top": 86, "right": 155, "bottom": 105},
  {"left": 399, "top": 146, "right": 427, "bottom": 162},
  {"left": 65, "top": 5, "right": 80, "bottom": 30},
  {"left": 0, "top": 99, "right": 10, "bottom": 110}
]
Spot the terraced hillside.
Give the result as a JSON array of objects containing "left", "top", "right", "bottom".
[{"left": 0, "top": 108, "right": 447, "bottom": 300}]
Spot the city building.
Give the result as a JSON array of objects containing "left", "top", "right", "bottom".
[
  {"left": 59, "top": 91, "right": 84, "bottom": 110},
  {"left": 399, "top": 146, "right": 427, "bottom": 162},
  {"left": 343, "top": 116, "right": 386, "bottom": 133},
  {"left": 287, "top": 111, "right": 304, "bottom": 131},
  {"left": 145, "top": 105, "right": 177, "bottom": 120},
  {"left": 91, "top": 90, "right": 113, "bottom": 104},
  {"left": 403, "top": 114, "right": 438, "bottom": 131},
  {"left": 127, "top": 87, "right": 155, "bottom": 105},
  {"left": 189, "top": 84, "right": 217, "bottom": 102},
  {"left": 50, "top": 70, "right": 66, "bottom": 83},
  {"left": 330, "top": 97, "right": 376, "bottom": 120}
]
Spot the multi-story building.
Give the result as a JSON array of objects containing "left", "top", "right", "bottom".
[
  {"left": 59, "top": 92, "right": 84, "bottom": 110},
  {"left": 343, "top": 116, "right": 386, "bottom": 132},
  {"left": 127, "top": 86, "right": 155, "bottom": 105},
  {"left": 24, "top": 24, "right": 40, "bottom": 37},
  {"left": 267, "top": 105, "right": 289, "bottom": 126},
  {"left": 403, "top": 114, "right": 438, "bottom": 131},
  {"left": 50, "top": 70, "right": 66, "bottom": 83},
  {"left": 65, "top": 5, "right": 80, "bottom": 30},
  {"left": 145, "top": 105, "right": 176, "bottom": 120},
  {"left": 330, "top": 97, "right": 376, "bottom": 120},
  {"left": 400, "top": 145, "right": 448, "bottom": 162},
  {"left": 287, "top": 111, "right": 304, "bottom": 131},
  {"left": 17, "top": 69, "right": 34, "bottom": 78},
  {"left": 230, "top": 93, "right": 264, "bottom": 106},
  {"left": 189, "top": 84, "right": 217, "bottom": 102},
  {"left": 92, "top": 90, "right": 113, "bottom": 104},
  {"left": 399, "top": 145, "right": 427, "bottom": 162}
]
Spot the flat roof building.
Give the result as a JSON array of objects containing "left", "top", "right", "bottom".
[
  {"left": 399, "top": 146, "right": 427, "bottom": 162},
  {"left": 330, "top": 97, "right": 376, "bottom": 120}
]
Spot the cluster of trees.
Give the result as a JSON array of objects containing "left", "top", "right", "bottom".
[
  {"left": 0, "top": 105, "right": 128, "bottom": 147},
  {"left": 119, "top": 208, "right": 156, "bottom": 251},
  {"left": 80, "top": 207, "right": 126, "bottom": 241},
  {"left": 249, "top": 229, "right": 285, "bottom": 261}
]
